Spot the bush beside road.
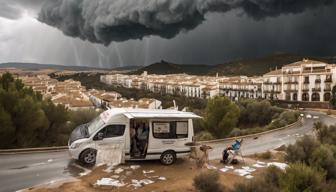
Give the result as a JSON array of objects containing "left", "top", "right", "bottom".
[
  {"left": 194, "top": 122, "right": 336, "bottom": 192},
  {"left": 195, "top": 97, "right": 299, "bottom": 141}
]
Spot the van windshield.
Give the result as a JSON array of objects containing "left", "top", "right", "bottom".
[{"left": 87, "top": 116, "right": 105, "bottom": 135}]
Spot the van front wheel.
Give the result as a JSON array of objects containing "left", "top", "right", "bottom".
[
  {"left": 160, "top": 151, "right": 176, "bottom": 165},
  {"left": 80, "top": 149, "right": 97, "bottom": 165}
]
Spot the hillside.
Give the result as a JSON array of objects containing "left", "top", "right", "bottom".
[
  {"left": 132, "top": 60, "right": 213, "bottom": 75},
  {"left": 133, "top": 53, "right": 336, "bottom": 76}
]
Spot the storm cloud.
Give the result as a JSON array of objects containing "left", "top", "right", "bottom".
[
  {"left": 0, "top": 3, "right": 22, "bottom": 20},
  {"left": 38, "top": 0, "right": 335, "bottom": 45}
]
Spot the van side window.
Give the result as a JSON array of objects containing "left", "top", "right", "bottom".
[
  {"left": 105, "top": 125, "right": 125, "bottom": 138},
  {"left": 152, "top": 121, "right": 188, "bottom": 139}
]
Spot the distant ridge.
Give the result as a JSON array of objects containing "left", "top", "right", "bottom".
[
  {"left": 2, "top": 53, "right": 335, "bottom": 76},
  {"left": 0, "top": 62, "right": 111, "bottom": 71},
  {"left": 132, "top": 53, "right": 336, "bottom": 76}
]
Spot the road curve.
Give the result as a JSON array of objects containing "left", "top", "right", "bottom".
[
  {"left": 208, "top": 111, "right": 336, "bottom": 159},
  {"left": 0, "top": 111, "right": 335, "bottom": 192}
]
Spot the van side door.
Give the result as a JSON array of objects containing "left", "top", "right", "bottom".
[{"left": 93, "top": 124, "right": 126, "bottom": 147}]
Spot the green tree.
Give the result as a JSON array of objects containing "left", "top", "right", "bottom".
[
  {"left": 204, "top": 97, "right": 240, "bottom": 138},
  {"left": 238, "top": 99, "right": 282, "bottom": 127},
  {"left": 41, "top": 100, "right": 70, "bottom": 143},
  {"left": 0, "top": 72, "right": 14, "bottom": 91},
  {"left": 13, "top": 96, "right": 49, "bottom": 147},
  {"left": 14, "top": 79, "right": 24, "bottom": 91},
  {"left": 0, "top": 72, "right": 80, "bottom": 148},
  {"left": 0, "top": 105, "right": 15, "bottom": 148}
]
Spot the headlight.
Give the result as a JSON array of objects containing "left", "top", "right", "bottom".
[{"left": 70, "top": 142, "right": 82, "bottom": 149}]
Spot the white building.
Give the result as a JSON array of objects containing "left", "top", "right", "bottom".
[
  {"left": 100, "top": 59, "right": 336, "bottom": 106},
  {"left": 262, "top": 59, "right": 336, "bottom": 102}
]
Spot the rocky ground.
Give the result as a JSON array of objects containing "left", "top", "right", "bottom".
[{"left": 26, "top": 151, "right": 286, "bottom": 192}]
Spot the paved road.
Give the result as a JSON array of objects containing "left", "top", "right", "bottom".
[
  {"left": 0, "top": 111, "right": 335, "bottom": 192},
  {"left": 208, "top": 111, "right": 336, "bottom": 159}
]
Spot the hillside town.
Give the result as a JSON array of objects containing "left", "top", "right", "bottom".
[
  {"left": 1, "top": 58, "right": 334, "bottom": 111},
  {"left": 18, "top": 74, "right": 161, "bottom": 110},
  {"left": 101, "top": 59, "right": 336, "bottom": 107}
]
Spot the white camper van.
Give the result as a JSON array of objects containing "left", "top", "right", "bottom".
[{"left": 68, "top": 108, "right": 200, "bottom": 165}]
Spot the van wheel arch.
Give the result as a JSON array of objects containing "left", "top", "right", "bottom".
[
  {"left": 160, "top": 150, "right": 176, "bottom": 165},
  {"left": 79, "top": 148, "right": 97, "bottom": 166}
]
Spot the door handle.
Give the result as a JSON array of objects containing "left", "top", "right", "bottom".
[{"left": 98, "top": 143, "right": 109, "bottom": 146}]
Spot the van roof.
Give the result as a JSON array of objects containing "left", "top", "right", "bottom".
[{"left": 101, "top": 108, "right": 201, "bottom": 121}]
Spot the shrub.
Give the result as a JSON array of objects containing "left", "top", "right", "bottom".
[
  {"left": 320, "top": 181, "right": 336, "bottom": 192},
  {"left": 279, "top": 163, "right": 326, "bottom": 192},
  {"left": 268, "top": 111, "right": 299, "bottom": 129},
  {"left": 233, "top": 166, "right": 283, "bottom": 192},
  {"left": 255, "top": 151, "right": 272, "bottom": 159},
  {"left": 285, "top": 135, "right": 320, "bottom": 164},
  {"left": 263, "top": 166, "right": 283, "bottom": 188},
  {"left": 314, "top": 123, "right": 336, "bottom": 145},
  {"left": 279, "top": 111, "right": 299, "bottom": 124},
  {"left": 193, "top": 170, "right": 223, "bottom": 192},
  {"left": 195, "top": 131, "right": 215, "bottom": 141},
  {"left": 233, "top": 177, "right": 279, "bottom": 192},
  {"left": 238, "top": 99, "right": 283, "bottom": 127},
  {"left": 229, "top": 128, "right": 243, "bottom": 137},
  {"left": 309, "top": 144, "right": 336, "bottom": 180},
  {"left": 275, "top": 145, "right": 286, "bottom": 151}
]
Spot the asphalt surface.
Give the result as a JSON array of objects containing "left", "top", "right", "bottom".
[
  {"left": 208, "top": 111, "right": 336, "bottom": 160},
  {"left": 0, "top": 111, "right": 335, "bottom": 192}
]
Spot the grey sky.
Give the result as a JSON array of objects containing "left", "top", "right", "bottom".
[{"left": 0, "top": 0, "right": 335, "bottom": 68}]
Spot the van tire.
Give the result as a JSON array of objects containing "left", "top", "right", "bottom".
[
  {"left": 79, "top": 149, "right": 97, "bottom": 165},
  {"left": 160, "top": 151, "right": 176, "bottom": 165}
]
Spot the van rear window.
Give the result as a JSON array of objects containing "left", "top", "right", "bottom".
[{"left": 152, "top": 121, "right": 188, "bottom": 139}]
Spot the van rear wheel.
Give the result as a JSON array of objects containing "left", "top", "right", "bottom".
[
  {"left": 160, "top": 151, "right": 176, "bottom": 165},
  {"left": 80, "top": 149, "right": 97, "bottom": 165}
]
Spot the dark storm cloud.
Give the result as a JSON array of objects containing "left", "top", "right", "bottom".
[
  {"left": 238, "top": 0, "right": 335, "bottom": 20},
  {"left": 38, "top": 0, "right": 335, "bottom": 45}
]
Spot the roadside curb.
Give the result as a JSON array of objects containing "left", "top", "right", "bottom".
[
  {"left": 0, "top": 146, "right": 68, "bottom": 155},
  {"left": 198, "top": 117, "right": 303, "bottom": 144}
]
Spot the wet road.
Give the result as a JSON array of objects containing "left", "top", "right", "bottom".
[
  {"left": 0, "top": 111, "right": 335, "bottom": 192},
  {"left": 0, "top": 151, "right": 84, "bottom": 192}
]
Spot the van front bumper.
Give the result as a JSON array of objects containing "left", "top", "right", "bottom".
[{"left": 68, "top": 147, "right": 81, "bottom": 160}]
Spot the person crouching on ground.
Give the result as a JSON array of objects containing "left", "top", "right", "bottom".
[{"left": 221, "top": 139, "right": 243, "bottom": 164}]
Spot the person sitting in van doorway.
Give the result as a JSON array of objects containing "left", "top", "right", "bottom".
[
  {"left": 137, "top": 123, "right": 149, "bottom": 156},
  {"left": 130, "top": 123, "right": 140, "bottom": 156}
]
